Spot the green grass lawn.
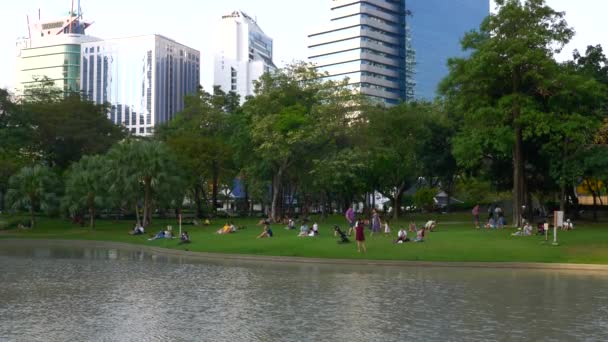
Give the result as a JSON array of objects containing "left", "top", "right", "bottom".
[{"left": 1, "top": 214, "right": 607, "bottom": 264}]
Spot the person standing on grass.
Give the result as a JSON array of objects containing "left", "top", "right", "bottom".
[
  {"left": 355, "top": 217, "right": 367, "bottom": 253},
  {"left": 370, "top": 209, "right": 381, "bottom": 236},
  {"left": 384, "top": 220, "right": 391, "bottom": 236},
  {"left": 345, "top": 205, "right": 355, "bottom": 236},
  {"left": 472, "top": 204, "right": 480, "bottom": 228}
]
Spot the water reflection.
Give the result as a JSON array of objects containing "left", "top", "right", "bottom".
[{"left": 0, "top": 241, "right": 607, "bottom": 341}]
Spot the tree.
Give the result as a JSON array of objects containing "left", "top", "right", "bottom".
[
  {"left": 157, "top": 86, "right": 238, "bottom": 216},
  {"left": 21, "top": 94, "right": 125, "bottom": 169},
  {"left": 364, "top": 102, "right": 434, "bottom": 219},
  {"left": 6, "top": 165, "right": 59, "bottom": 228},
  {"left": 63, "top": 155, "right": 109, "bottom": 228},
  {"left": 106, "top": 140, "right": 184, "bottom": 227},
  {"left": 242, "top": 62, "right": 353, "bottom": 221},
  {"left": 440, "top": 0, "right": 574, "bottom": 226}
]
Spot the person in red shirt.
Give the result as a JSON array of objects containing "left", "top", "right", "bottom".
[{"left": 355, "top": 217, "right": 367, "bottom": 253}]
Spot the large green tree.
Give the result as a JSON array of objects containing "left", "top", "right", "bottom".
[
  {"left": 440, "top": 0, "right": 574, "bottom": 225},
  {"left": 157, "top": 87, "right": 238, "bottom": 216},
  {"left": 242, "top": 62, "right": 353, "bottom": 221},
  {"left": 6, "top": 165, "right": 59, "bottom": 228},
  {"left": 21, "top": 94, "right": 125, "bottom": 169},
  {"left": 106, "top": 140, "right": 184, "bottom": 227}
]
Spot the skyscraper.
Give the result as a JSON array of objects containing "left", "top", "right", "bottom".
[
  {"left": 213, "top": 11, "right": 276, "bottom": 102},
  {"left": 15, "top": 11, "right": 98, "bottom": 96},
  {"left": 308, "top": 0, "right": 489, "bottom": 105},
  {"left": 81, "top": 35, "right": 200, "bottom": 135}
]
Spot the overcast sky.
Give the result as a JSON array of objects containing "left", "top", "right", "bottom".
[{"left": 1, "top": 0, "right": 607, "bottom": 90}]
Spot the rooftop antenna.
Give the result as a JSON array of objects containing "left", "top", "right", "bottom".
[
  {"left": 70, "top": 0, "right": 74, "bottom": 33},
  {"left": 26, "top": 15, "right": 32, "bottom": 41},
  {"left": 77, "top": 0, "right": 82, "bottom": 33}
]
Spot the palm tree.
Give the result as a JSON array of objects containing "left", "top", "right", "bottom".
[
  {"left": 6, "top": 165, "right": 59, "bottom": 228},
  {"left": 106, "top": 140, "right": 184, "bottom": 227},
  {"left": 63, "top": 155, "right": 108, "bottom": 229}
]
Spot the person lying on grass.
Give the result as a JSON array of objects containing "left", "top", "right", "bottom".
[
  {"left": 217, "top": 222, "right": 233, "bottom": 234},
  {"left": 148, "top": 229, "right": 174, "bottom": 240}
]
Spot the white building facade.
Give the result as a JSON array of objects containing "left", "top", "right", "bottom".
[
  {"left": 213, "top": 11, "right": 275, "bottom": 102},
  {"left": 15, "top": 12, "right": 98, "bottom": 96},
  {"left": 80, "top": 35, "right": 200, "bottom": 135}
]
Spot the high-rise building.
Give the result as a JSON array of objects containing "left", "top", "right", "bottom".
[
  {"left": 308, "top": 0, "right": 489, "bottom": 105},
  {"left": 80, "top": 35, "right": 200, "bottom": 135},
  {"left": 213, "top": 11, "right": 276, "bottom": 102},
  {"left": 15, "top": 11, "right": 99, "bottom": 96}
]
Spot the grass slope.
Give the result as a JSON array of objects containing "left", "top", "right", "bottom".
[{"left": 1, "top": 214, "right": 607, "bottom": 264}]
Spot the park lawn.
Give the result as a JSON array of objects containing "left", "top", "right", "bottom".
[{"left": 1, "top": 214, "right": 607, "bottom": 264}]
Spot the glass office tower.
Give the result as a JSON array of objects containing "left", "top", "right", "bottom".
[
  {"left": 308, "top": 0, "right": 489, "bottom": 105},
  {"left": 15, "top": 12, "right": 97, "bottom": 96},
  {"left": 81, "top": 35, "right": 200, "bottom": 135}
]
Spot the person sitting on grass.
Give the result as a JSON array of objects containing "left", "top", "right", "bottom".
[
  {"left": 309, "top": 222, "right": 319, "bottom": 237},
  {"left": 298, "top": 222, "right": 309, "bottom": 237},
  {"left": 129, "top": 223, "right": 145, "bottom": 235},
  {"left": 563, "top": 219, "right": 574, "bottom": 230},
  {"left": 537, "top": 221, "right": 546, "bottom": 235},
  {"left": 217, "top": 222, "right": 233, "bottom": 235},
  {"left": 414, "top": 227, "right": 425, "bottom": 242},
  {"left": 179, "top": 231, "right": 191, "bottom": 244},
  {"left": 334, "top": 225, "right": 350, "bottom": 244},
  {"left": 285, "top": 218, "right": 295, "bottom": 230},
  {"left": 523, "top": 221, "right": 533, "bottom": 236},
  {"left": 485, "top": 217, "right": 497, "bottom": 229},
  {"left": 204, "top": 219, "right": 211, "bottom": 226},
  {"left": 497, "top": 215, "right": 506, "bottom": 229},
  {"left": 257, "top": 221, "right": 273, "bottom": 239},
  {"left": 394, "top": 228, "right": 409, "bottom": 244},
  {"left": 408, "top": 221, "right": 417, "bottom": 233},
  {"left": 424, "top": 220, "right": 437, "bottom": 232}
]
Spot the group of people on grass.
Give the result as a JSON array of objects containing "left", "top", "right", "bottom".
[
  {"left": 128, "top": 223, "right": 190, "bottom": 244},
  {"left": 472, "top": 204, "right": 507, "bottom": 229},
  {"left": 472, "top": 204, "right": 576, "bottom": 235}
]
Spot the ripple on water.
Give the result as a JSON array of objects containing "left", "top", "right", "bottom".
[{"left": 0, "top": 244, "right": 607, "bottom": 342}]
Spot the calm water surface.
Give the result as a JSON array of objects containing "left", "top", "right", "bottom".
[{"left": 0, "top": 241, "right": 607, "bottom": 342}]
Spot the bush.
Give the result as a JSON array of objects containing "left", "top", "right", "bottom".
[{"left": 413, "top": 187, "right": 437, "bottom": 212}]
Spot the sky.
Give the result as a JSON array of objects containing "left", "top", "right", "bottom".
[{"left": 1, "top": 0, "right": 607, "bottom": 91}]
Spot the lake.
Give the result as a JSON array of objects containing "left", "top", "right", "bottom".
[{"left": 0, "top": 241, "right": 607, "bottom": 341}]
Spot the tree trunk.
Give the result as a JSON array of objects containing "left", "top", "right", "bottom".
[
  {"left": 392, "top": 183, "right": 407, "bottom": 220},
  {"left": 0, "top": 189, "right": 4, "bottom": 213},
  {"left": 592, "top": 190, "right": 598, "bottom": 222},
  {"left": 29, "top": 199, "right": 35, "bottom": 228},
  {"left": 143, "top": 177, "right": 152, "bottom": 227},
  {"left": 559, "top": 183, "right": 566, "bottom": 213},
  {"left": 211, "top": 161, "right": 219, "bottom": 214},
  {"left": 512, "top": 119, "right": 525, "bottom": 227},
  {"left": 89, "top": 207, "right": 95, "bottom": 229},
  {"left": 194, "top": 185, "right": 203, "bottom": 219},
  {"left": 134, "top": 202, "right": 141, "bottom": 228},
  {"left": 270, "top": 166, "right": 284, "bottom": 222}
]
